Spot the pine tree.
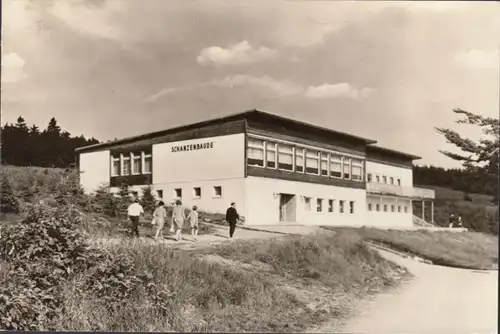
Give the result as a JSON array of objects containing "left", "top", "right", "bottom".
[
  {"left": 0, "top": 177, "right": 20, "bottom": 214},
  {"left": 141, "top": 185, "right": 156, "bottom": 213},
  {"left": 436, "top": 109, "right": 499, "bottom": 202}
]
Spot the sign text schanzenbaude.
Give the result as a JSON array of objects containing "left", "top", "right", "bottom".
[{"left": 171, "top": 141, "right": 214, "bottom": 153}]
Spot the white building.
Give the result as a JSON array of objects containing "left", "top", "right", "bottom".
[{"left": 76, "top": 109, "right": 435, "bottom": 228}]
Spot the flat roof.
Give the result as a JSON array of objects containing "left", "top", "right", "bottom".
[
  {"left": 76, "top": 109, "right": 377, "bottom": 152},
  {"left": 366, "top": 144, "right": 421, "bottom": 160}
]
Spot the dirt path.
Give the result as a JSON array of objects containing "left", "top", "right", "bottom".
[{"left": 339, "top": 248, "right": 498, "bottom": 334}]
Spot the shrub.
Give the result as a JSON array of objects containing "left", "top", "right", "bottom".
[
  {"left": 0, "top": 176, "right": 20, "bottom": 214},
  {"left": 141, "top": 185, "right": 157, "bottom": 214},
  {"left": 0, "top": 205, "right": 103, "bottom": 330},
  {"left": 92, "top": 184, "right": 120, "bottom": 217}
]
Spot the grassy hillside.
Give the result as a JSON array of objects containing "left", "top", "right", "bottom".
[
  {"left": 322, "top": 227, "right": 498, "bottom": 270},
  {"left": 413, "top": 184, "right": 498, "bottom": 234}
]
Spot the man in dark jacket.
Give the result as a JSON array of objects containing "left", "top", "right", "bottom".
[{"left": 225, "top": 202, "right": 240, "bottom": 238}]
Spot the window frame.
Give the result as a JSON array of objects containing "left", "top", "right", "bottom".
[
  {"left": 266, "top": 142, "right": 277, "bottom": 169},
  {"left": 277, "top": 142, "right": 294, "bottom": 171},
  {"left": 131, "top": 152, "right": 141, "bottom": 175},
  {"left": 111, "top": 155, "right": 120, "bottom": 177},
  {"left": 329, "top": 154, "right": 342, "bottom": 178},
  {"left": 213, "top": 186, "right": 222, "bottom": 198},
  {"left": 305, "top": 149, "right": 320, "bottom": 175},
  {"left": 143, "top": 153, "right": 152, "bottom": 174},
  {"left": 193, "top": 187, "right": 201, "bottom": 199},
  {"left": 247, "top": 137, "right": 265, "bottom": 167},
  {"left": 328, "top": 199, "right": 334, "bottom": 213},
  {"left": 349, "top": 201, "right": 355, "bottom": 214}
]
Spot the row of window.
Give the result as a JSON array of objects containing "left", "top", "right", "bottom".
[
  {"left": 247, "top": 136, "right": 364, "bottom": 181},
  {"left": 367, "top": 173, "right": 402, "bottom": 186},
  {"left": 111, "top": 151, "right": 152, "bottom": 177},
  {"left": 156, "top": 186, "right": 223, "bottom": 200},
  {"left": 368, "top": 202, "right": 409, "bottom": 213},
  {"left": 304, "top": 197, "right": 356, "bottom": 214}
]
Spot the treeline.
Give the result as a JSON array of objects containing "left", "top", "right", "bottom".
[
  {"left": 1, "top": 116, "right": 99, "bottom": 168},
  {"left": 414, "top": 165, "right": 498, "bottom": 199}
]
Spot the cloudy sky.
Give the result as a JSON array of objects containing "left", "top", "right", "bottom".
[{"left": 2, "top": 0, "right": 499, "bottom": 168}]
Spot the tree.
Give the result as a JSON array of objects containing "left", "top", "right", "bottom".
[
  {"left": 141, "top": 185, "right": 156, "bottom": 213},
  {"left": 436, "top": 109, "right": 499, "bottom": 200}
]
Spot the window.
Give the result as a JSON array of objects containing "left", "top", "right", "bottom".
[
  {"left": 367, "top": 173, "right": 372, "bottom": 182},
  {"left": 375, "top": 175, "right": 380, "bottom": 183},
  {"left": 397, "top": 178, "right": 401, "bottom": 186},
  {"left": 383, "top": 204, "right": 388, "bottom": 212},
  {"left": 213, "top": 186, "right": 222, "bottom": 198},
  {"left": 174, "top": 188, "right": 182, "bottom": 199},
  {"left": 368, "top": 203, "right": 373, "bottom": 211},
  {"left": 390, "top": 177, "right": 394, "bottom": 185},
  {"left": 144, "top": 154, "right": 152, "bottom": 174},
  {"left": 304, "top": 197, "right": 312, "bottom": 211},
  {"left": 339, "top": 200, "right": 345, "bottom": 213},
  {"left": 351, "top": 159, "right": 363, "bottom": 181},
  {"left": 398, "top": 205, "right": 401, "bottom": 213},
  {"left": 157, "top": 190, "right": 163, "bottom": 199},
  {"left": 343, "top": 158, "right": 351, "bottom": 179},
  {"left": 247, "top": 138, "right": 265, "bottom": 167},
  {"left": 349, "top": 201, "right": 355, "bottom": 214},
  {"left": 277, "top": 143, "right": 294, "bottom": 171},
  {"left": 391, "top": 205, "right": 395, "bottom": 212},
  {"left": 193, "top": 187, "right": 201, "bottom": 199},
  {"left": 376, "top": 204, "right": 380, "bottom": 212},
  {"left": 320, "top": 153, "right": 329, "bottom": 176},
  {"left": 132, "top": 153, "right": 141, "bottom": 175},
  {"left": 266, "top": 142, "right": 277, "bottom": 168},
  {"left": 295, "top": 148, "right": 305, "bottom": 173},
  {"left": 317, "top": 198, "right": 323, "bottom": 212},
  {"left": 329, "top": 155, "right": 342, "bottom": 178},
  {"left": 122, "top": 155, "right": 131, "bottom": 176},
  {"left": 328, "top": 199, "right": 334, "bottom": 213},
  {"left": 404, "top": 206, "right": 408, "bottom": 213},
  {"left": 305, "top": 149, "right": 319, "bottom": 174},
  {"left": 382, "top": 176, "right": 387, "bottom": 184},
  {"left": 111, "top": 155, "right": 120, "bottom": 176}
]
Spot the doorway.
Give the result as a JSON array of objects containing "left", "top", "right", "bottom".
[{"left": 279, "top": 193, "right": 296, "bottom": 222}]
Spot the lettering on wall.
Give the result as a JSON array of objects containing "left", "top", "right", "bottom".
[{"left": 171, "top": 141, "right": 214, "bottom": 153}]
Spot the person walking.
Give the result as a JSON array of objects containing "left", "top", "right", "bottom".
[
  {"left": 153, "top": 201, "right": 168, "bottom": 240},
  {"left": 127, "top": 198, "right": 144, "bottom": 238},
  {"left": 225, "top": 202, "right": 240, "bottom": 238},
  {"left": 187, "top": 205, "right": 200, "bottom": 241},
  {"left": 172, "top": 199, "right": 186, "bottom": 241},
  {"left": 448, "top": 213, "right": 455, "bottom": 228}
]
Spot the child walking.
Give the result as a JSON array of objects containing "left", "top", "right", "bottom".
[{"left": 187, "top": 206, "right": 199, "bottom": 240}]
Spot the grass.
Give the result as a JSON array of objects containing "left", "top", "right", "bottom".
[
  {"left": 48, "top": 232, "right": 408, "bottom": 332},
  {"left": 322, "top": 227, "right": 498, "bottom": 270}
]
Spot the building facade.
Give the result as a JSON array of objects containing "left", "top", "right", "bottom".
[{"left": 76, "top": 109, "right": 435, "bottom": 228}]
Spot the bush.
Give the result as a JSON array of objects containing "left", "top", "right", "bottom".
[
  {"left": 0, "top": 205, "right": 103, "bottom": 330},
  {"left": 0, "top": 176, "right": 20, "bottom": 214},
  {"left": 141, "top": 185, "right": 156, "bottom": 214}
]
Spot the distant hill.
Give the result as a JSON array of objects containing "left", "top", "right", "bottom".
[{"left": 413, "top": 185, "right": 498, "bottom": 235}]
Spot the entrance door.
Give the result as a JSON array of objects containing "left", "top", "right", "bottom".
[{"left": 279, "top": 194, "right": 296, "bottom": 222}]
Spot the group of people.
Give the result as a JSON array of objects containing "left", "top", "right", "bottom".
[
  {"left": 448, "top": 214, "right": 464, "bottom": 228},
  {"left": 126, "top": 198, "right": 240, "bottom": 241}
]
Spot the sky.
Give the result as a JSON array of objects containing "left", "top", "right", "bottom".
[{"left": 2, "top": 0, "right": 499, "bottom": 168}]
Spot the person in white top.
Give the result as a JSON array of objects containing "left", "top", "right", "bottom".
[{"left": 127, "top": 198, "right": 144, "bottom": 237}]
